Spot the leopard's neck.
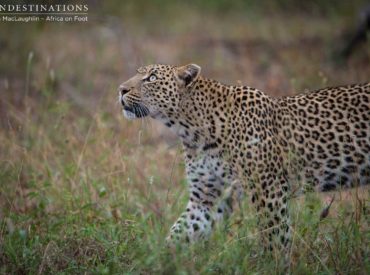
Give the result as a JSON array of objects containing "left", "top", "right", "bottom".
[
  {"left": 154, "top": 77, "right": 278, "bottom": 156},
  {"left": 155, "top": 77, "right": 229, "bottom": 152}
]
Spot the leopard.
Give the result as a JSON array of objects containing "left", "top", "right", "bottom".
[{"left": 118, "top": 63, "right": 370, "bottom": 252}]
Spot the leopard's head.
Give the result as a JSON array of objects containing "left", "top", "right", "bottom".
[{"left": 118, "top": 64, "right": 201, "bottom": 120}]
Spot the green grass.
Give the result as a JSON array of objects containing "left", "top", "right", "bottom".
[
  {"left": 0, "top": 157, "right": 368, "bottom": 274},
  {"left": 0, "top": 91, "right": 368, "bottom": 274},
  {"left": 1, "top": 1, "right": 369, "bottom": 273}
]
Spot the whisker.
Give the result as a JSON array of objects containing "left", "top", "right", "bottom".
[
  {"left": 139, "top": 107, "right": 146, "bottom": 128},
  {"left": 142, "top": 106, "right": 152, "bottom": 131},
  {"left": 141, "top": 106, "right": 150, "bottom": 129},
  {"left": 117, "top": 95, "right": 122, "bottom": 105}
]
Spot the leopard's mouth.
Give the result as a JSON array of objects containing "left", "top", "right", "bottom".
[{"left": 121, "top": 101, "right": 149, "bottom": 119}]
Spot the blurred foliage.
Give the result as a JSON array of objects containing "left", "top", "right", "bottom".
[
  {"left": 0, "top": 0, "right": 368, "bottom": 76},
  {"left": 99, "top": 0, "right": 368, "bottom": 16}
]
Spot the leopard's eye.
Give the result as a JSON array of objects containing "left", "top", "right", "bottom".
[{"left": 148, "top": 74, "right": 157, "bottom": 82}]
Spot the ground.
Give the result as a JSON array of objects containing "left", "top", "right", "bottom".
[{"left": 0, "top": 1, "right": 369, "bottom": 274}]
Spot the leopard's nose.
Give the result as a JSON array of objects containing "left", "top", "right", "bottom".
[{"left": 118, "top": 85, "right": 130, "bottom": 96}]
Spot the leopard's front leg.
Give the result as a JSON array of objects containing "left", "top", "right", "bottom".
[{"left": 167, "top": 154, "right": 235, "bottom": 245}]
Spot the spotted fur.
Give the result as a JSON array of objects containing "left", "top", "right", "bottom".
[{"left": 118, "top": 63, "right": 370, "bottom": 251}]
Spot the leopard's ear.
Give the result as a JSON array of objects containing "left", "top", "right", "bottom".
[{"left": 176, "top": 64, "right": 201, "bottom": 87}]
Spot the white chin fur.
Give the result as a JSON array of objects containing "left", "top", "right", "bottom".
[{"left": 123, "top": 109, "right": 137, "bottom": 120}]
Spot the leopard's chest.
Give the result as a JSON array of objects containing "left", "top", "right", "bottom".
[{"left": 185, "top": 153, "right": 235, "bottom": 188}]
